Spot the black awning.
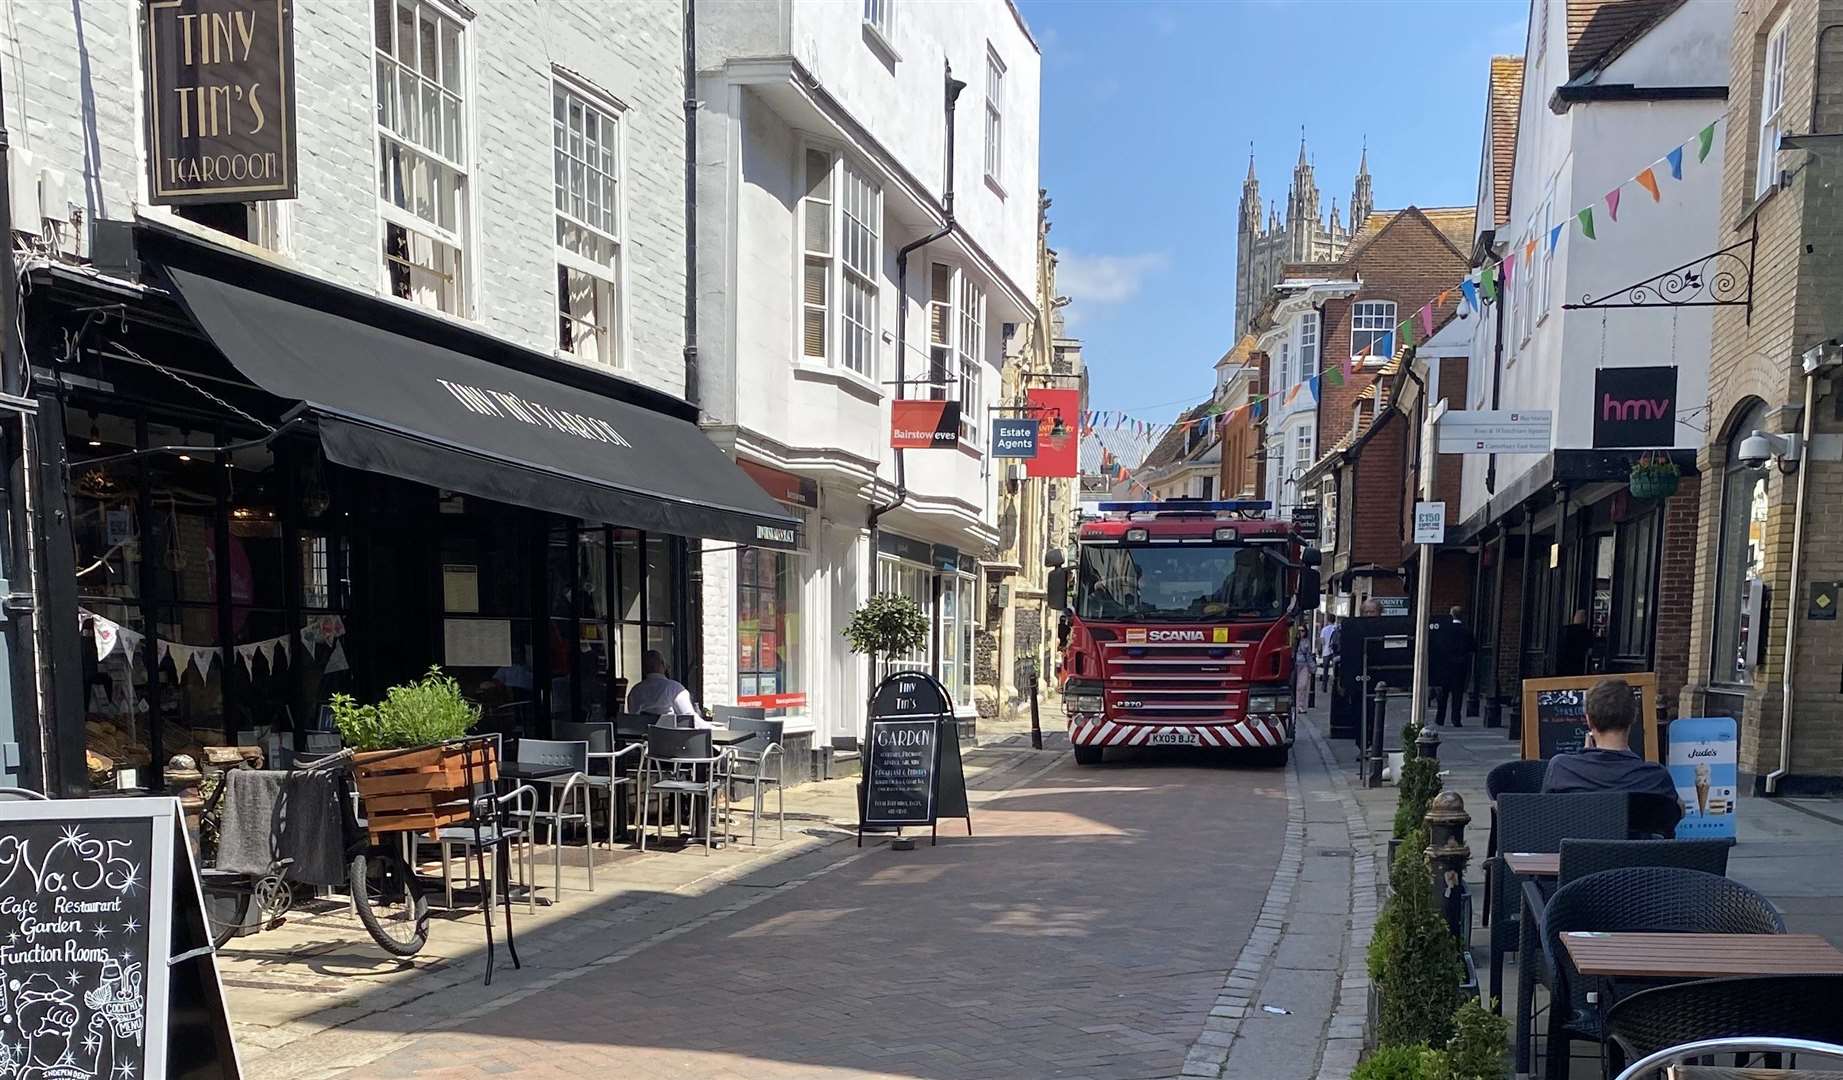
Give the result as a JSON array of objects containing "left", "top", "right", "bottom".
[{"left": 164, "top": 267, "right": 799, "bottom": 549}]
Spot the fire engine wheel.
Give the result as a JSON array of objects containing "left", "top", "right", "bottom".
[{"left": 1072, "top": 744, "right": 1104, "bottom": 767}]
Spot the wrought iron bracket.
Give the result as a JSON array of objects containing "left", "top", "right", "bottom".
[{"left": 1562, "top": 218, "right": 1757, "bottom": 322}]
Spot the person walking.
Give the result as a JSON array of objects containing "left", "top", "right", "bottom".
[
  {"left": 1317, "top": 615, "right": 1339, "bottom": 693},
  {"left": 1429, "top": 606, "right": 1475, "bottom": 727}
]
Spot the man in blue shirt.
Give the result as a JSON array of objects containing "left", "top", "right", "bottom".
[{"left": 1542, "top": 678, "right": 1679, "bottom": 809}]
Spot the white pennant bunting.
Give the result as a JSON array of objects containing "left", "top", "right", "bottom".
[
  {"left": 197, "top": 648, "right": 216, "bottom": 680},
  {"left": 323, "top": 640, "right": 350, "bottom": 675},
  {"left": 236, "top": 642, "right": 262, "bottom": 671},
  {"left": 92, "top": 617, "right": 120, "bottom": 662}
]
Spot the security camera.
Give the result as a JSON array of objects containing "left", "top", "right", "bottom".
[
  {"left": 1737, "top": 434, "right": 1773, "bottom": 469},
  {"left": 1739, "top": 429, "right": 1801, "bottom": 471}
]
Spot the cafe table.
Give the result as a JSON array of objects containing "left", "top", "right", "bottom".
[{"left": 1502, "top": 851, "right": 1560, "bottom": 879}]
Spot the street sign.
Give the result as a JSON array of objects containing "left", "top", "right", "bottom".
[
  {"left": 1436, "top": 410, "right": 1553, "bottom": 455},
  {"left": 991, "top": 418, "right": 1039, "bottom": 458},
  {"left": 1412, "top": 501, "right": 1445, "bottom": 545},
  {"left": 1291, "top": 505, "right": 1321, "bottom": 542},
  {"left": 0, "top": 797, "right": 241, "bottom": 1079},
  {"left": 1668, "top": 717, "right": 1737, "bottom": 840},
  {"left": 1521, "top": 673, "right": 1660, "bottom": 761}
]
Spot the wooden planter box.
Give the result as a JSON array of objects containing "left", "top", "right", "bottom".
[{"left": 352, "top": 740, "right": 498, "bottom": 839}]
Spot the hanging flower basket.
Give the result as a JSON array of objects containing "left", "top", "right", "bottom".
[{"left": 1629, "top": 452, "right": 1680, "bottom": 500}]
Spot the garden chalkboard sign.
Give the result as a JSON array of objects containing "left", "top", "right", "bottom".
[
  {"left": 0, "top": 797, "right": 240, "bottom": 1079},
  {"left": 1520, "top": 672, "right": 1660, "bottom": 762},
  {"left": 859, "top": 672, "right": 972, "bottom": 845}
]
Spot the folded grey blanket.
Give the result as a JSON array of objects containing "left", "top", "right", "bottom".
[{"left": 216, "top": 768, "right": 347, "bottom": 886}]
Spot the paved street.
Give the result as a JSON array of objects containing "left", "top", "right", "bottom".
[{"left": 280, "top": 744, "right": 1320, "bottom": 1080}]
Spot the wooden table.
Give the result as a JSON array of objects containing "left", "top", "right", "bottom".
[
  {"left": 1562, "top": 932, "right": 1843, "bottom": 980},
  {"left": 1502, "top": 851, "right": 1560, "bottom": 878}
]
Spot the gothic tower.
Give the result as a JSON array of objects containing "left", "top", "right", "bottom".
[
  {"left": 1350, "top": 143, "right": 1374, "bottom": 234},
  {"left": 1288, "top": 136, "right": 1320, "bottom": 262},
  {"left": 1236, "top": 151, "right": 1260, "bottom": 341}
]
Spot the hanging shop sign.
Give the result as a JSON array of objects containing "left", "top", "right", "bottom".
[
  {"left": 1667, "top": 717, "right": 1738, "bottom": 840},
  {"left": 1592, "top": 366, "right": 1678, "bottom": 448},
  {"left": 1520, "top": 672, "right": 1661, "bottom": 762},
  {"left": 991, "top": 418, "right": 1039, "bottom": 459},
  {"left": 0, "top": 797, "right": 241, "bottom": 1078},
  {"left": 1291, "top": 505, "right": 1320, "bottom": 543},
  {"left": 1435, "top": 410, "right": 1553, "bottom": 455},
  {"left": 143, "top": 0, "right": 298, "bottom": 205},
  {"left": 1025, "top": 388, "right": 1081, "bottom": 478},
  {"left": 890, "top": 400, "right": 961, "bottom": 449},
  {"left": 739, "top": 461, "right": 819, "bottom": 509}
]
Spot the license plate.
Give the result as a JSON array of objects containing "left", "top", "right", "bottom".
[{"left": 1147, "top": 730, "right": 1202, "bottom": 747}]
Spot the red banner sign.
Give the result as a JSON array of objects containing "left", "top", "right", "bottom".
[
  {"left": 891, "top": 400, "right": 962, "bottom": 449},
  {"left": 738, "top": 692, "right": 808, "bottom": 710},
  {"left": 1025, "top": 388, "right": 1080, "bottom": 477}
]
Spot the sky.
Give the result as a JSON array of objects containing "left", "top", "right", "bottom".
[{"left": 1017, "top": 0, "right": 1529, "bottom": 426}]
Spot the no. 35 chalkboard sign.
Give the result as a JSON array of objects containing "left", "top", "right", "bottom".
[{"left": 0, "top": 798, "right": 240, "bottom": 1080}]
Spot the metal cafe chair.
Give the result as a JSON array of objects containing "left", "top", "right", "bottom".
[
  {"left": 1614, "top": 1037, "right": 1843, "bottom": 1080},
  {"left": 721, "top": 717, "right": 786, "bottom": 845},
  {"left": 555, "top": 720, "right": 643, "bottom": 843},
  {"left": 515, "top": 738, "right": 597, "bottom": 893},
  {"left": 0, "top": 787, "right": 48, "bottom": 801},
  {"left": 712, "top": 703, "right": 767, "bottom": 726},
  {"left": 637, "top": 726, "right": 732, "bottom": 856}
]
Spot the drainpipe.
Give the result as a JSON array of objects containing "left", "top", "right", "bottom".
[
  {"left": 682, "top": 0, "right": 699, "bottom": 409},
  {"left": 1766, "top": 371, "right": 1818, "bottom": 794},
  {"left": 1485, "top": 253, "right": 1506, "bottom": 495},
  {"left": 866, "top": 60, "right": 966, "bottom": 543}
]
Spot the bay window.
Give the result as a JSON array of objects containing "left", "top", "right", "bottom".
[
  {"left": 1296, "top": 312, "right": 1319, "bottom": 382},
  {"left": 921, "top": 262, "right": 985, "bottom": 443},
  {"left": 801, "top": 147, "right": 882, "bottom": 380}
]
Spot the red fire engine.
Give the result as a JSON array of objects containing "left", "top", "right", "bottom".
[{"left": 1048, "top": 500, "right": 1321, "bottom": 766}]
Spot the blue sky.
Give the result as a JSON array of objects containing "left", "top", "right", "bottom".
[{"left": 1017, "top": 0, "right": 1528, "bottom": 424}]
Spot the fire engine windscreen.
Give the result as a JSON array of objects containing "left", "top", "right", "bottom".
[{"left": 1075, "top": 544, "right": 1285, "bottom": 621}]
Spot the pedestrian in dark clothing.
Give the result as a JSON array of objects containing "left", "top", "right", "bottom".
[
  {"left": 1542, "top": 679, "right": 1681, "bottom": 830},
  {"left": 1430, "top": 606, "right": 1475, "bottom": 727},
  {"left": 1557, "top": 608, "right": 1593, "bottom": 675}
]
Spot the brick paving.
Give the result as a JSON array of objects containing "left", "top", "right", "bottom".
[{"left": 328, "top": 750, "right": 1290, "bottom": 1080}]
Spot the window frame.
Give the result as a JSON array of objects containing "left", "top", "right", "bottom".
[
  {"left": 736, "top": 546, "right": 806, "bottom": 718},
  {"left": 1710, "top": 402, "right": 1771, "bottom": 686},
  {"left": 862, "top": 0, "right": 898, "bottom": 55},
  {"left": 1296, "top": 311, "right": 1319, "bottom": 383},
  {"left": 551, "top": 72, "right": 628, "bottom": 369},
  {"left": 371, "top": 0, "right": 475, "bottom": 319},
  {"left": 1757, "top": 12, "right": 1791, "bottom": 198},
  {"left": 1538, "top": 198, "right": 1555, "bottom": 319},
  {"left": 1350, "top": 300, "right": 1397, "bottom": 362},
  {"left": 984, "top": 48, "right": 1006, "bottom": 191},
  {"left": 797, "top": 142, "right": 884, "bottom": 388}
]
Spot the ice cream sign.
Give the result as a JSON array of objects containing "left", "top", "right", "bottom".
[{"left": 1668, "top": 717, "right": 1738, "bottom": 840}]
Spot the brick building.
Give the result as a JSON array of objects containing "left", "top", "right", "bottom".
[
  {"left": 1215, "top": 335, "right": 1263, "bottom": 500},
  {"left": 1678, "top": 0, "right": 1843, "bottom": 791}
]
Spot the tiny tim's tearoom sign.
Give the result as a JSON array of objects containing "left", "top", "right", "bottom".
[{"left": 143, "top": 0, "right": 296, "bottom": 205}]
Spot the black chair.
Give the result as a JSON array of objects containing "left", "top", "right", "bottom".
[
  {"left": 1482, "top": 760, "right": 1549, "bottom": 929},
  {"left": 515, "top": 738, "right": 596, "bottom": 892},
  {"left": 1627, "top": 791, "right": 1685, "bottom": 839},
  {"left": 1604, "top": 975, "right": 1843, "bottom": 1069},
  {"left": 1557, "top": 837, "right": 1731, "bottom": 883},
  {"left": 722, "top": 717, "right": 785, "bottom": 845},
  {"left": 638, "top": 727, "right": 731, "bottom": 855},
  {"left": 1489, "top": 791, "right": 1631, "bottom": 1014},
  {"left": 1529, "top": 867, "right": 1785, "bottom": 1080},
  {"left": 556, "top": 721, "right": 643, "bottom": 843},
  {"left": 712, "top": 704, "right": 766, "bottom": 726}
]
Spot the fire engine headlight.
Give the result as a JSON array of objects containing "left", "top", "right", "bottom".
[
  {"left": 1247, "top": 689, "right": 1293, "bottom": 716},
  {"left": 1063, "top": 681, "right": 1105, "bottom": 715}
]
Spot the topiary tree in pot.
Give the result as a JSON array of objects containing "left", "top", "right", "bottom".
[
  {"left": 1370, "top": 825, "right": 1465, "bottom": 1049},
  {"left": 843, "top": 592, "right": 931, "bottom": 687}
]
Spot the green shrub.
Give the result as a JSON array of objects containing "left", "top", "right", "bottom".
[
  {"left": 1352, "top": 1044, "right": 1450, "bottom": 1080},
  {"left": 1401, "top": 719, "right": 1421, "bottom": 762},
  {"left": 842, "top": 592, "right": 930, "bottom": 661},
  {"left": 330, "top": 666, "right": 479, "bottom": 750},
  {"left": 1372, "top": 826, "right": 1465, "bottom": 1048},
  {"left": 1393, "top": 754, "right": 1443, "bottom": 840},
  {"left": 1443, "top": 999, "right": 1510, "bottom": 1080}
]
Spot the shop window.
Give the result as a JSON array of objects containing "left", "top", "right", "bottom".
[
  {"left": 737, "top": 547, "right": 804, "bottom": 716},
  {"left": 1611, "top": 511, "right": 1658, "bottom": 661},
  {"left": 1712, "top": 402, "right": 1770, "bottom": 684},
  {"left": 553, "top": 77, "right": 623, "bottom": 367},
  {"left": 374, "top": 0, "right": 470, "bottom": 317},
  {"left": 875, "top": 556, "right": 932, "bottom": 684},
  {"left": 941, "top": 573, "right": 976, "bottom": 709}
]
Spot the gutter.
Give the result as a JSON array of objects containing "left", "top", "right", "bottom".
[{"left": 1549, "top": 83, "right": 1727, "bottom": 114}]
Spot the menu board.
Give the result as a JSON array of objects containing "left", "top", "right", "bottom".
[
  {"left": 859, "top": 672, "right": 971, "bottom": 844},
  {"left": 0, "top": 798, "right": 240, "bottom": 1079},
  {"left": 1668, "top": 717, "right": 1738, "bottom": 840},
  {"left": 1520, "top": 672, "right": 1660, "bottom": 762}
]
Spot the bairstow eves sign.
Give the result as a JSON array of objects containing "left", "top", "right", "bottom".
[{"left": 1592, "top": 366, "right": 1678, "bottom": 449}]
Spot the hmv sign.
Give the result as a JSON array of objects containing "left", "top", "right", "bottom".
[{"left": 1592, "top": 366, "right": 1678, "bottom": 449}]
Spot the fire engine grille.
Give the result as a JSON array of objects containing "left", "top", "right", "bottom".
[{"left": 1099, "top": 640, "right": 1249, "bottom": 723}]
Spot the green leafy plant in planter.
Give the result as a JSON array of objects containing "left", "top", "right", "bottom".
[
  {"left": 329, "top": 666, "right": 479, "bottom": 750},
  {"left": 1368, "top": 825, "right": 1465, "bottom": 1049},
  {"left": 1628, "top": 451, "right": 1680, "bottom": 500},
  {"left": 1393, "top": 753, "right": 1443, "bottom": 841},
  {"left": 842, "top": 592, "right": 931, "bottom": 674},
  {"left": 1352, "top": 1044, "right": 1450, "bottom": 1080},
  {"left": 1443, "top": 999, "right": 1511, "bottom": 1080}
]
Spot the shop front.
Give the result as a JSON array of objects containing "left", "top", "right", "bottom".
[{"left": 27, "top": 227, "right": 797, "bottom": 795}]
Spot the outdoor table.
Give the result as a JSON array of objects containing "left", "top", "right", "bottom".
[
  {"left": 1562, "top": 932, "right": 1843, "bottom": 982},
  {"left": 1502, "top": 851, "right": 1560, "bottom": 878}
]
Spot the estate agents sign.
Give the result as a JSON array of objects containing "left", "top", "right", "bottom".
[{"left": 144, "top": 0, "right": 297, "bottom": 204}]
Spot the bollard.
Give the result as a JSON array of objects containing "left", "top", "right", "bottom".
[
  {"left": 1424, "top": 790, "right": 1472, "bottom": 943},
  {"left": 1029, "top": 677, "right": 1043, "bottom": 750},
  {"left": 1367, "top": 683, "right": 1390, "bottom": 788},
  {"left": 1416, "top": 723, "right": 1441, "bottom": 762}
]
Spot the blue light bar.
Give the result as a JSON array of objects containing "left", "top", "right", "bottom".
[{"left": 1097, "top": 500, "right": 1273, "bottom": 514}]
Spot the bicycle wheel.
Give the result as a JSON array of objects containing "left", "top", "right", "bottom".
[{"left": 349, "top": 847, "right": 429, "bottom": 957}]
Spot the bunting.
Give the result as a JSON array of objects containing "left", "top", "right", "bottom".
[
  {"left": 1605, "top": 187, "right": 1621, "bottom": 222},
  {"left": 1577, "top": 206, "right": 1596, "bottom": 240},
  {"left": 80, "top": 608, "right": 346, "bottom": 679},
  {"left": 1635, "top": 167, "right": 1660, "bottom": 202},
  {"left": 1460, "top": 279, "right": 1480, "bottom": 311}
]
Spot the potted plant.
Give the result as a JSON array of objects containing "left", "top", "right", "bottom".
[
  {"left": 843, "top": 592, "right": 931, "bottom": 685},
  {"left": 1368, "top": 827, "right": 1465, "bottom": 1050},
  {"left": 331, "top": 666, "right": 491, "bottom": 838},
  {"left": 1628, "top": 452, "right": 1680, "bottom": 500}
]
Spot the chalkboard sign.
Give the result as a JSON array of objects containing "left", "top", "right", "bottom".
[
  {"left": 0, "top": 797, "right": 240, "bottom": 1079},
  {"left": 859, "top": 672, "right": 972, "bottom": 845},
  {"left": 1520, "top": 672, "right": 1660, "bottom": 762}
]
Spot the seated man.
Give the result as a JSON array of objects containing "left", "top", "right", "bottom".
[
  {"left": 626, "top": 649, "right": 706, "bottom": 727},
  {"left": 1542, "top": 679, "right": 1680, "bottom": 827}
]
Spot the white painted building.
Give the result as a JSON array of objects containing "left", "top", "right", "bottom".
[
  {"left": 5, "top": 0, "right": 691, "bottom": 395},
  {"left": 693, "top": 1, "right": 1041, "bottom": 741}
]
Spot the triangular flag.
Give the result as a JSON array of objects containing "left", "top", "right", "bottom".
[
  {"left": 197, "top": 648, "right": 216, "bottom": 680},
  {"left": 1460, "top": 279, "right": 1480, "bottom": 311},
  {"left": 1399, "top": 319, "right": 1416, "bottom": 351},
  {"left": 1666, "top": 146, "right": 1684, "bottom": 180},
  {"left": 92, "top": 617, "right": 119, "bottom": 661},
  {"left": 1480, "top": 263, "right": 1498, "bottom": 302},
  {"left": 1502, "top": 254, "right": 1515, "bottom": 286},
  {"left": 1381, "top": 330, "right": 1395, "bottom": 358},
  {"left": 324, "top": 640, "right": 350, "bottom": 675},
  {"left": 1635, "top": 167, "right": 1661, "bottom": 202},
  {"left": 157, "top": 640, "right": 171, "bottom": 665},
  {"left": 1325, "top": 365, "right": 1345, "bottom": 387},
  {"left": 1548, "top": 223, "right": 1564, "bottom": 253},
  {"left": 1285, "top": 383, "right": 1301, "bottom": 405},
  {"left": 117, "top": 627, "right": 143, "bottom": 662},
  {"left": 1577, "top": 206, "right": 1596, "bottom": 240},
  {"left": 1309, "top": 374, "right": 1322, "bottom": 402},
  {"left": 167, "top": 643, "right": 192, "bottom": 677},
  {"left": 274, "top": 635, "right": 292, "bottom": 666},
  {"left": 1437, "top": 289, "right": 1453, "bottom": 308},
  {"left": 1524, "top": 237, "right": 1537, "bottom": 263},
  {"left": 236, "top": 642, "right": 261, "bottom": 671},
  {"left": 1698, "top": 123, "right": 1715, "bottom": 163},
  {"left": 1417, "top": 304, "right": 1435, "bottom": 337},
  {"left": 1605, "top": 187, "right": 1622, "bottom": 221}
]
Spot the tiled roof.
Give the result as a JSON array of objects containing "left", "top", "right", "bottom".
[
  {"left": 1216, "top": 334, "right": 1258, "bottom": 369},
  {"left": 1567, "top": 0, "right": 1686, "bottom": 80},
  {"left": 1139, "top": 402, "right": 1213, "bottom": 471},
  {"left": 1489, "top": 56, "right": 1525, "bottom": 227},
  {"left": 1346, "top": 207, "right": 1476, "bottom": 262}
]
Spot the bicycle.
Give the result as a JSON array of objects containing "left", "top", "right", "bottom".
[{"left": 198, "top": 747, "right": 431, "bottom": 957}]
